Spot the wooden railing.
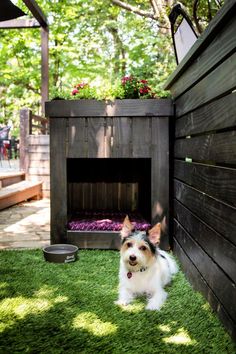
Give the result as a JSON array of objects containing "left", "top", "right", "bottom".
[{"left": 19, "top": 108, "right": 50, "bottom": 197}]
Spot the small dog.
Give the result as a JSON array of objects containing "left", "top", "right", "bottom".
[{"left": 115, "top": 216, "right": 178, "bottom": 310}]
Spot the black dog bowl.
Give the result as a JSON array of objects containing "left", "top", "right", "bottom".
[{"left": 43, "top": 244, "right": 78, "bottom": 263}]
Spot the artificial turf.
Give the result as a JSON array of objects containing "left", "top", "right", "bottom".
[{"left": 0, "top": 249, "right": 235, "bottom": 354}]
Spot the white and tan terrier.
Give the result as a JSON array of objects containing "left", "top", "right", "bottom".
[{"left": 115, "top": 216, "right": 178, "bottom": 310}]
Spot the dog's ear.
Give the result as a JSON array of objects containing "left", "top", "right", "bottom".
[
  {"left": 148, "top": 223, "right": 161, "bottom": 245},
  {"left": 120, "top": 215, "right": 134, "bottom": 238}
]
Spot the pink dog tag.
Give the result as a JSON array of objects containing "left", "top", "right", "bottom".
[{"left": 127, "top": 272, "right": 132, "bottom": 279}]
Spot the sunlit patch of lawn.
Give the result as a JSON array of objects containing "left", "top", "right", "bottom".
[{"left": 0, "top": 249, "right": 235, "bottom": 354}]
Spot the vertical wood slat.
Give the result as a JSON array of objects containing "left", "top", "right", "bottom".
[
  {"left": 112, "top": 117, "right": 132, "bottom": 157},
  {"left": 50, "top": 118, "right": 67, "bottom": 243},
  {"left": 20, "top": 108, "right": 31, "bottom": 175}
]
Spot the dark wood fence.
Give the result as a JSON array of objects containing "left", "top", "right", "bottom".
[
  {"left": 20, "top": 108, "right": 50, "bottom": 197},
  {"left": 165, "top": 0, "right": 236, "bottom": 340}
]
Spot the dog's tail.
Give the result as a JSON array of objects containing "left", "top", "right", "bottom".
[{"left": 159, "top": 249, "right": 178, "bottom": 275}]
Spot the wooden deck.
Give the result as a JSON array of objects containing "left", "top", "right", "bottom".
[{"left": 0, "top": 173, "right": 43, "bottom": 210}]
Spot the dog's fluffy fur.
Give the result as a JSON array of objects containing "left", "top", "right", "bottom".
[{"left": 115, "top": 216, "right": 178, "bottom": 310}]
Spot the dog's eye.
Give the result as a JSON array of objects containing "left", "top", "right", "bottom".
[
  {"left": 139, "top": 245, "right": 147, "bottom": 251},
  {"left": 126, "top": 242, "right": 133, "bottom": 248}
]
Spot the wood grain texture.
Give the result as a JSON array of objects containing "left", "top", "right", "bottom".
[
  {"left": 175, "top": 92, "right": 236, "bottom": 137},
  {"left": 174, "top": 160, "right": 236, "bottom": 207},
  {"left": 68, "top": 118, "right": 87, "bottom": 158},
  {"left": 174, "top": 131, "right": 236, "bottom": 164},
  {"left": 45, "top": 99, "right": 173, "bottom": 118},
  {"left": 67, "top": 231, "right": 121, "bottom": 249},
  {"left": 174, "top": 179, "right": 236, "bottom": 246},
  {"left": 173, "top": 240, "right": 236, "bottom": 341},
  {"left": 174, "top": 200, "right": 236, "bottom": 283},
  {"left": 170, "top": 16, "right": 236, "bottom": 98},
  {"left": 174, "top": 220, "right": 236, "bottom": 322},
  {"left": 50, "top": 118, "right": 67, "bottom": 244},
  {"left": 164, "top": 0, "right": 236, "bottom": 90},
  {"left": 175, "top": 52, "right": 236, "bottom": 117}
]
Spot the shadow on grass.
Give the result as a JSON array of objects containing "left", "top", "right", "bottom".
[{"left": 0, "top": 250, "right": 235, "bottom": 354}]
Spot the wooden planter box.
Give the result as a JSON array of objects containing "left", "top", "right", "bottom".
[{"left": 45, "top": 99, "right": 173, "bottom": 249}]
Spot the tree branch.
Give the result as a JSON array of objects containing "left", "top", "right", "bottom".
[
  {"left": 111, "top": 0, "right": 170, "bottom": 30},
  {"left": 111, "top": 0, "right": 156, "bottom": 20}
]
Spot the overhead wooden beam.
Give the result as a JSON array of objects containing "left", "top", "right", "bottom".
[
  {"left": 22, "top": 0, "right": 48, "bottom": 28},
  {"left": 0, "top": 18, "right": 40, "bottom": 28}
]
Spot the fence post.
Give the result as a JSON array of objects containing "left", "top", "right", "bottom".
[{"left": 20, "top": 108, "right": 32, "bottom": 174}]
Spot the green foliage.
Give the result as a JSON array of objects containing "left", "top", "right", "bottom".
[
  {"left": 0, "top": 249, "right": 235, "bottom": 353},
  {"left": 0, "top": 0, "right": 223, "bottom": 136}
]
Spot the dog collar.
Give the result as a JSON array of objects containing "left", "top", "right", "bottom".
[{"left": 127, "top": 267, "right": 147, "bottom": 279}]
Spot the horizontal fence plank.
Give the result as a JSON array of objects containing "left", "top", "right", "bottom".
[
  {"left": 174, "top": 220, "right": 236, "bottom": 322},
  {"left": 45, "top": 99, "right": 173, "bottom": 118},
  {"left": 28, "top": 152, "right": 49, "bottom": 161},
  {"left": 29, "top": 159, "right": 49, "bottom": 169},
  {"left": 28, "top": 167, "right": 49, "bottom": 176},
  {"left": 174, "top": 160, "right": 236, "bottom": 207},
  {"left": 174, "top": 179, "right": 236, "bottom": 246},
  {"left": 174, "top": 200, "right": 236, "bottom": 283},
  {"left": 164, "top": 0, "right": 236, "bottom": 91},
  {"left": 170, "top": 16, "right": 236, "bottom": 98},
  {"left": 175, "top": 131, "right": 236, "bottom": 165},
  {"left": 175, "top": 92, "right": 236, "bottom": 137},
  {"left": 173, "top": 239, "right": 236, "bottom": 341},
  {"left": 175, "top": 52, "right": 236, "bottom": 117},
  {"left": 28, "top": 145, "right": 49, "bottom": 154},
  {"left": 28, "top": 135, "right": 49, "bottom": 145}
]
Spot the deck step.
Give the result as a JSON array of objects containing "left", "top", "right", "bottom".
[
  {"left": 0, "top": 171, "right": 25, "bottom": 188},
  {"left": 0, "top": 180, "right": 43, "bottom": 210}
]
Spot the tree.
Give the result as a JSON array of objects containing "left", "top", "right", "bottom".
[{"left": 0, "top": 0, "right": 224, "bottom": 137}]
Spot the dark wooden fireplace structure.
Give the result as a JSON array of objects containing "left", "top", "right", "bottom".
[{"left": 45, "top": 99, "right": 173, "bottom": 249}]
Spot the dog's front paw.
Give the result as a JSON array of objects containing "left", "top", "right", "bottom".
[
  {"left": 114, "top": 299, "right": 130, "bottom": 306},
  {"left": 145, "top": 291, "right": 167, "bottom": 311},
  {"left": 145, "top": 302, "right": 162, "bottom": 311}
]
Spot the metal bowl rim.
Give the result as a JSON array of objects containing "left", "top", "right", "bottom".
[{"left": 43, "top": 244, "right": 78, "bottom": 254}]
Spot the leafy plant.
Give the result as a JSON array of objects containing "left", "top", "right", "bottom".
[
  {"left": 68, "top": 76, "right": 156, "bottom": 100},
  {"left": 121, "top": 76, "right": 156, "bottom": 99}
]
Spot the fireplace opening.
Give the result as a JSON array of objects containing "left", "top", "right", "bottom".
[{"left": 67, "top": 158, "right": 151, "bottom": 232}]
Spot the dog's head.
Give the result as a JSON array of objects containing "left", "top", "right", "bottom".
[{"left": 119, "top": 215, "right": 161, "bottom": 272}]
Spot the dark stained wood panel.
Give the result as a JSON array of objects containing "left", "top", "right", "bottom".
[
  {"left": 173, "top": 240, "right": 236, "bottom": 341},
  {"left": 151, "top": 118, "right": 169, "bottom": 215},
  {"left": 45, "top": 99, "right": 173, "bottom": 118},
  {"left": 132, "top": 118, "right": 151, "bottom": 157},
  {"left": 175, "top": 92, "right": 236, "bottom": 137},
  {"left": 112, "top": 118, "right": 132, "bottom": 157},
  {"left": 174, "top": 131, "right": 236, "bottom": 165},
  {"left": 67, "top": 230, "right": 121, "bottom": 250},
  {"left": 174, "top": 160, "right": 236, "bottom": 207},
  {"left": 174, "top": 179, "right": 236, "bottom": 246},
  {"left": 164, "top": 0, "right": 236, "bottom": 91},
  {"left": 68, "top": 118, "right": 87, "bottom": 158},
  {"left": 87, "top": 118, "right": 106, "bottom": 158},
  {"left": 174, "top": 200, "right": 236, "bottom": 283},
  {"left": 174, "top": 220, "right": 236, "bottom": 322},
  {"left": 170, "top": 17, "right": 236, "bottom": 98},
  {"left": 50, "top": 118, "right": 67, "bottom": 244},
  {"left": 175, "top": 52, "right": 236, "bottom": 117}
]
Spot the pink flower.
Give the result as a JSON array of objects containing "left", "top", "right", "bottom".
[{"left": 71, "top": 88, "right": 79, "bottom": 95}]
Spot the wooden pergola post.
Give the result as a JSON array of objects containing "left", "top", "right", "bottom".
[{"left": 0, "top": 0, "right": 49, "bottom": 114}]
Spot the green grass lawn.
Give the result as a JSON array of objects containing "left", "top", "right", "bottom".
[{"left": 0, "top": 249, "right": 235, "bottom": 354}]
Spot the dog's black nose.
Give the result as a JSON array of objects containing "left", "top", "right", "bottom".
[{"left": 129, "top": 255, "right": 137, "bottom": 262}]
